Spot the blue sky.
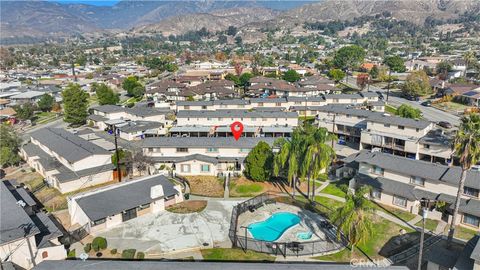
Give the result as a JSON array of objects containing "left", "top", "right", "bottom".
[{"left": 49, "top": 0, "right": 120, "bottom": 6}]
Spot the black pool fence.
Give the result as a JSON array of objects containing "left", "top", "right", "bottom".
[{"left": 228, "top": 192, "right": 348, "bottom": 257}]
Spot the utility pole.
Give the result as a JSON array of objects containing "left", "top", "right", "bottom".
[
  {"left": 417, "top": 198, "right": 428, "bottom": 270},
  {"left": 331, "top": 113, "right": 336, "bottom": 149},
  {"left": 113, "top": 126, "right": 122, "bottom": 182},
  {"left": 386, "top": 69, "right": 392, "bottom": 102}
]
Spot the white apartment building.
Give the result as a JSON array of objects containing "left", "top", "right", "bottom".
[
  {"left": 68, "top": 175, "right": 183, "bottom": 234},
  {"left": 142, "top": 137, "right": 276, "bottom": 176},
  {"left": 176, "top": 110, "right": 299, "bottom": 127},
  {"left": 316, "top": 105, "right": 452, "bottom": 163},
  {"left": 347, "top": 150, "right": 480, "bottom": 230},
  {"left": 20, "top": 128, "right": 114, "bottom": 193}
]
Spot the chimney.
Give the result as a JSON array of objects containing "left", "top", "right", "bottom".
[{"left": 150, "top": 185, "right": 164, "bottom": 200}]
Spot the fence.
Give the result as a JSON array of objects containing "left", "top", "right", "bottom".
[{"left": 228, "top": 192, "right": 347, "bottom": 257}]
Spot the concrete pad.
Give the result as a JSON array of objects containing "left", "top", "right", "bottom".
[{"left": 92, "top": 200, "right": 241, "bottom": 255}]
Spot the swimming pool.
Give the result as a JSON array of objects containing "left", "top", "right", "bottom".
[{"left": 247, "top": 212, "right": 301, "bottom": 242}]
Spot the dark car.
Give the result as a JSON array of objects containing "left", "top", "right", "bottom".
[
  {"left": 438, "top": 121, "right": 452, "bottom": 129},
  {"left": 421, "top": 100, "right": 432, "bottom": 107},
  {"left": 405, "top": 95, "right": 420, "bottom": 101},
  {"left": 375, "top": 91, "right": 385, "bottom": 100}
]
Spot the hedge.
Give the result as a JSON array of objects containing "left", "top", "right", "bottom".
[
  {"left": 110, "top": 249, "right": 117, "bottom": 255},
  {"left": 136, "top": 252, "right": 145, "bottom": 259},
  {"left": 121, "top": 249, "right": 136, "bottom": 259},
  {"left": 84, "top": 243, "right": 91, "bottom": 253}
]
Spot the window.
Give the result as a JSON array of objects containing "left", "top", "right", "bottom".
[
  {"left": 393, "top": 196, "right": 407, "bottom": 208},
  {"left": 398, "top": 125, "right": 405, "bottom": 130},
  {"left": 92, "top": 218, "right": 106, "bottom": 226},
  {"left": 351, "top": 99, "right": 357, "bottom": 103},
  {"left": 384, "top": 124, "right": 390, "bottom": 128},
  {"left": 240, "top": 148, "right": 250, "bottom": 153},
  {"left": 423, "top": 144, "right": 430, "bottom": 149},
  {"left": 416, "top": 128, "right": 420, "bottom": 132},
  {"left": 201, "top": 164, "right": 210, "bottom": 172},
  {"left": 333, "top": 98, "right": 339, "bottom": 103},
  {"left": 218, "top": 117, "right": 223, "bottom": 121},
  {"left": 258, "top": 102, "right": 264, "bottom": 107},
  {"left": 137, "top": 203, "right": 150, "bottom": 210},
  {"left": 251, "top": 118, "right": 256, "bottom": 121},
  {"left": 346, "top": 114, "right": 351, "bottom": 118},
  {"left": 206, "top": 148, "right": 218, "bottom": 153},
  {"left": 372, "top": 166, "right": 384, "bottom": 176},
  {"left": 202, "top": 106, "right": 207, "bottom": 109},
  {"left": 276, "top": 102, "right": 282, "bottom": 106},
  {"left": 410, "top": 176, "right": 425, "bottom": 186},
  {"left": 464, "top": 187, "right": 479, "bottom": 198},
  {"left": 371, "top": 189, "right": 381, "bottom": 199},
  {"left": 181, "top": 164, "right": 191, "bottom": 173},
  {"left": 238, "top": 105, "right": 245, "bottom": 108},
  {"left": 207, "top": 117, "right": 212, "bottom": 121},
  {"left": 184, "top": 106, "right": 190, "bottom": 109},
  {"left": 42, "top": 251, "right": 48, "bottom": 259},
  {"left": 463, "top": 214, "right": 480, "bottom": 227},
  {"left": 295, "top": 101, "right": 302, "bottom": 105},
  {"left": 176, "top": 148, "right": 188, "bottom": 153}
]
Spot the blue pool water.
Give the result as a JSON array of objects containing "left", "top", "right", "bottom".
[{"left": 248, "top": 212, "right": 301, "bottom": 242}]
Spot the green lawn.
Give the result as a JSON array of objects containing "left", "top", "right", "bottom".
[
  {"left": 385, "top": 105, "right": 397, "bottom": 114},
  {"left": 320, "top": 180, "right": 348, "bottom": 198},
  {"left": 373, "top": 203, "right": 417, "bottom": 222},
  {"left": 454, "top": 226, "right": 478, "bottom": 241},
  {"left": 200, "top": 248, "right": 275, "bottom": 262},
  {"left": 229, "top": 181, "right": 264, "bottom": 197},
  {"left": 415, "top": 219, "right": 439, "bottom": 232}
]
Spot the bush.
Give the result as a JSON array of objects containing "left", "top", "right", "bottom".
[
  {"left": 31, "top": 168, "right": 36, "bottom": 172},
  {"left": 67, "top": 249, "right": 76, "bottom": 258},
  {"left": 91, "top": 237, "right": 107, "bottom": 252},
  {"left": 110, "top": 249, "right": 117, "bottom": 255},
  {"left": 136, "top": 252, "right": 145, "bottom": 259},
  {"left": 121, "top": 249, "right": 136, "bottom": 259},
  {"left": 84, "top": 243, "right": 91, "bottom": 253}
]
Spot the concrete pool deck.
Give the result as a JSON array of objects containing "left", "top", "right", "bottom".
[
  {"left": 237, "top": 203, "right": 332, "bottom": 243},
  {"left": 91, "top": 200, "right": 242, "bottom": 256}
]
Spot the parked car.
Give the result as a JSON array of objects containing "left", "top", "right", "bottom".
[
  {"left": 438, "top": 121, "right": 452, "bottom": 129},
  {"left": 421, "top": 100, "right": 432, "bottom": 107},
  {"left": 375, "top": 91, "right": 385, "bottom": 100},
  {"left": 405, "top": 95, "right": 420, "bottom": 101}
]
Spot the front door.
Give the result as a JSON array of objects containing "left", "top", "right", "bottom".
[{"left": 122, "top": 208, "right": 137, "bottom": 222}]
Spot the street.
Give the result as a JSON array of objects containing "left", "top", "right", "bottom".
[{"left": 343, "top": 80, "right": 460, "bottom": 126}]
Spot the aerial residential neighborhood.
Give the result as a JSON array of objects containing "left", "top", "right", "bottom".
[{"left": 0, "top": 0, "right": 479, "bottom": 269}]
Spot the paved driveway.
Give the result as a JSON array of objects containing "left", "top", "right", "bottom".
[{"left": 93, "top": 200, "right": 241, "bottom": 256}]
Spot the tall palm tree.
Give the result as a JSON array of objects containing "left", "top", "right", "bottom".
[
  {"left": 330, "top": 186, "right": 373, "bottom": 253},
  {"left": 273, "top": 131, "right": 302, "bottom": 197},
  {"left": 301, "top": 127, "right": 336, "bottom": 200},
  {"left": 463, "top": 51, "right": 476, "bottom": 74},
  {"left": 447, "top": 113, "right": 480, "bottom": 246}
]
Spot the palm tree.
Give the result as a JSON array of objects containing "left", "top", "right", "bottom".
[
  {"left": 330, "top": 186, "right": 374, "bottom": 253},
  {"left": 301, "top": 127, "right": 336, "bottom": 200},
  {"left": 273, "top": 131, "right": 302, "bottom": 197},
  {"left": 463, "top": 51, "right": 476, "bottom": 74},
  {"left": 447, "top": 113, "right": 480, "bottom": 246}
]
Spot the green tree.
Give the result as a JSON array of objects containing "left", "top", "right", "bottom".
[
  {"left": 37, "top": 94, "right": 55, "bottom": 112},
  {"left": 327, "top": 69, "right": 346, "bottom": 83},
  {"left": 402, "top": 70, "right": 432, "bottom": 97},
  {"left": 130, "top": 85, "right": 145, "bottom": 98},
  {"left": 122, "top": 76, "right": 142, "bottom": 96},
  {"left": 239, "top": 72, "right": 254, "bottom": 88},
  {"left": 283, "top": 70, "right": 301, "bottom": 82},
  {"left": 383, "top": 55, "right": 406, "bottom": 101},
  {"left": 395, "top": 104, "right": 422, "bottom": 119},
  {"left": 0, "top": 124, "right": 22, "bottom": 167},
  {"left": 91, "top": 237, "right": 107, "bottom": 252},
  {"left": 369, "top": 65, "right": 379, "bottom": 79},
  {"left": 93, "top": 83, "right": 119, "bottom": 105},
  {"left": 273, "top": 132, "right": 302, "bottom": 196},
  {"left": 436, "top": 61, "right": 452, "bottom": 80},
  {"left": 333, "top": 45, "right": 365, "bottom": 84},
  {"left": 330, "top": 185, "right": 373, "bottom": 252},
  {"left": 13, "top": 103, "right": 36, "bottom": 120},
  {"left": 62, "top": 83, "right": 89, "bottom": 126},
  {"left": 447, "top": 113, "right": 480, "bottom": 246},
  {"left": 244, "top": 141, "right": 273, "bottom": 182},
  {"left": 225, "top": 73, "right": 240, "bottom": 86},
  {"left": 301, "top": 126, "right": 336, "bottom": 199}
]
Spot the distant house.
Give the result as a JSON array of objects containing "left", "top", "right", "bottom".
[
  {"left": 68, "top": 174, "right": 183, "bottom": 234},
  {"left": 9, "top": 91, "right": 45, "bottom": 105},
  {"left": 20, "top": 128, "right": 114, "bottom": 193},
  {"left": 0, "top": 181, "right": 66, "bottom": 269}
]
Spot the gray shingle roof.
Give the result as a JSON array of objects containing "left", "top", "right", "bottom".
[
  {"left": 74, "top": 175, "right": 178, "bottom": 221},
  {"left": 177, "top": 110, "right": 298, "bottom": 118},
  {"left": 142, "top": 137, "right": 276, "bottom": 149},
  {"left": 22, "top": 143, "right": 114, "bottom": 183},
  {"left": 0, "top": 182, "right": 40, "bottom": 244},
  {"left": 355, "top": 174, "right": 416, "bottom": 200},
  {"left": 91, "top": 105, "right": 125, "bottom": 114},
  {"left": 30, "top": 128, "right": 111, "bottom": 163},
  {"left": 118, "top": 121, "right": 162, "bottom": 133},
  {"left": 348, "top": 150, "right": 480, "bottom": 190}
]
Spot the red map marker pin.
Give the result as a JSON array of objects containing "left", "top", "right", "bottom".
[{"left": 230, "top": 121, "right": 243, "bottom": 141}]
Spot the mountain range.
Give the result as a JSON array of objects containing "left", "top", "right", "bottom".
[{"left": 1, "top": 0, "right": 479, "bottom": 44}]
